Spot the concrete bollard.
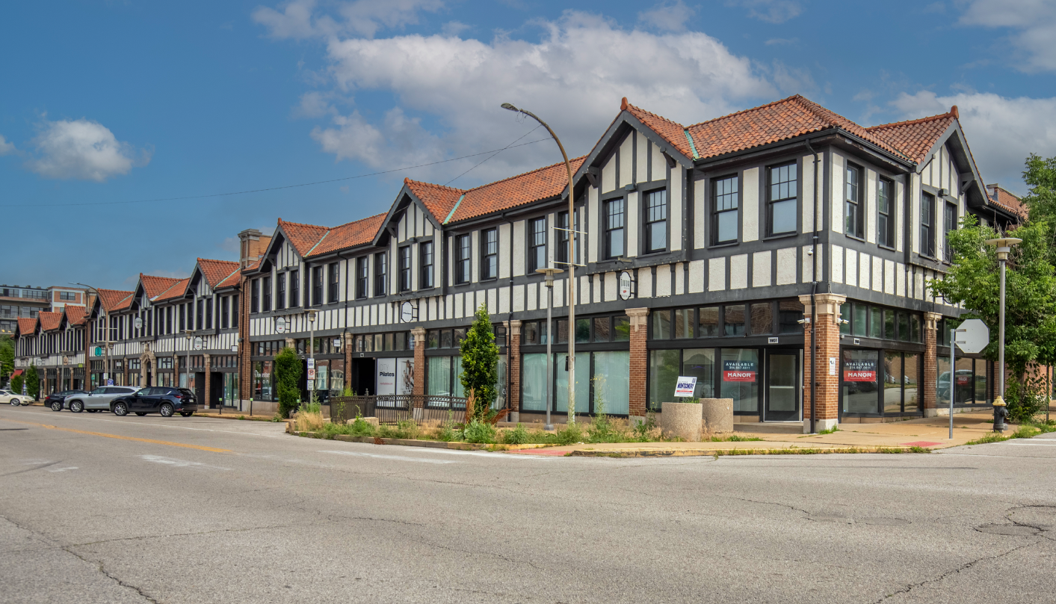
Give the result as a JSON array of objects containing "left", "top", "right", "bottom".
[
  {"left": 700, "top": 398, "right": 734, "bottom": 434},
  {"left": 661, "top": 401, "right": 703, "bottom": 442}
]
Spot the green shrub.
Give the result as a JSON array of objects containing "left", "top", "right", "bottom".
[
  {"left": 633, "top": 413, "right": 658, "bottom": 442},
  {"left": 460, "top": 304, "right": 500, "bottom": 423},
  {"left": 349, "top": 417, "right": 377, "bottom": 437},
  {"left": 500, "top": 424, "right": 530, "bottom": 445},
  {"left": 552, "top": 423, "right": 584, "bottom": 445},
  {"left": 274, "top": 347, "right": 302, "bottom": 418},
  {"left": 463, "top": 419, "right": 496, "bottom": 444},
  {"left": 378, "top": 420, "right": 419, "bottom": 440}
]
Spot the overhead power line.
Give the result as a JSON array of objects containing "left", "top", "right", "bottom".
[{"left": 6, "top": 135, "right": 552, "bottom": 209}]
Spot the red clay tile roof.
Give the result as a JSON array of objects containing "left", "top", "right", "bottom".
[
  {"left": 307, "top": 213, "right": 386, "bottom": 257},
  {"left": 449, "top": 157, "right": 587, "bottom": 223},
  {"left": 16, "top": 317, "right": 37, "bottom": 335},
  {"left": 97, "top": 289, "right": 133, "bottom": 312},
  {"left": 242, "top": 259, "right": 261, "bottom": 272},
  {"left": 622, "top": 98, "right": 695, "bottom": 158},
  {"left": 38, "top": 311, "right": 61, "bottom": 332},
  {"left": 866, "top": 111, "right": 957, "bottom": 164},
  {"left": 64, "top": 305, "right": 86, "bottom": 326},
  {"left": 217, "top": 272, "right": 241, "bottom": 289},
  {"left": 140, "top": 274, "right": 185, "bottom": 299},
  {"left": 988, "top": 185, "right": 1027, "bottom": 218},
  {"left": 155, "top": 278, "right": 189, "bottom": 301},
  {"left": 277, "top": 219, "right": 329, "bottom": 257},
  {"left": 404, "top": 179, "right": 464, "bottom": 223},
  {"left": 197, "top": 258, "right": 240, "bottom": 289}
]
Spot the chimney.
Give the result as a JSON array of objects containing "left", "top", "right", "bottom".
[{"left": 238, "top": 229, "right": 263, "bottom": 269}]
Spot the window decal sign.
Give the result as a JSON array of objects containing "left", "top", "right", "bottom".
[
  {"left": 723, "top": 360, "right": 756, "bottom": 382},
  {"left": 844, "top": 359, "right": 877, "bottom": 382}
]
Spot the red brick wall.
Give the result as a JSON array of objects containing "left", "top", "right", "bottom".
[
  {"left": 508, "top": 321, "right": 521, "bottom": 413},
  {"left": 800, "top": 295, "right": 844, "bottom": 423},
  {"left": 923, "top": 324, "right": 937, "bottom": 410},
  {"left": 627, "top": 308, "right": 649, "bottom": 417},
  {"left": 412, "top": 328, "right": 425, "bottom": 398}
]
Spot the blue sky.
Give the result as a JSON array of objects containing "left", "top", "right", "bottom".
[{"left": 3, "top": 0, "right": 1055, "bottom": 290}]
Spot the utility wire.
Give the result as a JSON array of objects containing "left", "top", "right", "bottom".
[
  {"left": 443, "top": 125, "right": 542, "bottom": 187},
  {"left": 5, "top": 135, "right": 552, "bottom": 209}
]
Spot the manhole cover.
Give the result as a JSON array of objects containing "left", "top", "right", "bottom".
[{"left": 975, "top": 524, "right": 1040, "bottom": 536}]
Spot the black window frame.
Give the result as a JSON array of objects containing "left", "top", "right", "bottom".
[
  {"left": 944, "top": 200, "right": 958, "bottom": 263},
  {"left": 276, "top": 273, "right": 286, "bottom": 311},
  {"left": 196, "top": 299, "right": 204, "bottom": 330},
  {"left": 844, "top": 163, "right": 864, "bottom": 239},
  {"left": 373, "top": 252, "right": 387, "bottom": 297},
  {"left": 205, "top": 297, "right": 213, "bottom": 329},
  {"left": 356, "top": 257, "right": 368, "bottom": 299},
  {"left": 289, "top": 269, "right": 299, "bottom": 308},
  {"left": 556, "top": 211, "right": 571, "bottom": 265},
  {"left": 712, "top": 174, "right": 739, "bottom": 245},
  {"left": 878, "top": 177, "right": 894, "bottom": 248},
  {"left": 921, "top": 192, "right": 936, "bottom": 258},
  {"left": 221, "top": 295, "right": 230, "bottom": 328},
  {"left": 251, "top": 279, "right": 260, "bottom": 314},
  {"left": 643, "top": 188, "right": 668, "bottom": 254},
  {"left": 311, "top": 266, "right": 323, "bottom": 306},
  {"left": 419, "top": 241, "right": 434, "bottom": 290},
  {"left": 455, "top": 234, "right": 471, "bottom": 285},
  {"left": 482, "top": 228, "right": 499, "bottom": 280},
  {"left": 328, "top": 262, "right": 339, "bottom": 303},
  {"left": 262, "top": 276, "right": 272, "bottom": 313},
  {"left": 398, "top": 246, "right": 412, "bottom": 292},
  {"left": 603, "top": 197, "right": 625, "bottom": 260},
  {"left": 527, "top": 219, "right": 545, "bottom": 273}
]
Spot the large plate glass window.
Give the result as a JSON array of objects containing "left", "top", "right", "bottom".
[
  {"left": 768, "top": 162, "right": 798, "bottom": 236},
  {"left": 603, "top": 198, "right": 625, "bottom": 259},
  {"left": 644, "top": 189, "right": 667, "bottom": 253},
  {"left": 842, "top": 349, "right": 879, "bottom": 414},
  {"left": 712, "top": 175, "right": 739, "bottom": 244}
]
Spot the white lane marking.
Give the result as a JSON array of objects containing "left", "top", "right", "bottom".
[
  {"left": 140, "top": 455, "right": 232, "bottom": 470},
  {"left": 1005, "top": 441, "right": 1056, "bottom": 446},
  {"left": 318, "top": 450, "right": 456, "bottom": 464},
  {"left": 47, "top": 467, "right": 78, "bottom": 473}
]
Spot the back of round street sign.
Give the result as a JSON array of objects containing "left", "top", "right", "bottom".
[{"left": 955, "top": 319, "right": 989, "bottom": 355}]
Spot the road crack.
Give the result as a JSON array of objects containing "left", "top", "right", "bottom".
[{"left": 872, "top": 542, "right": 1036, "bottom": 603}]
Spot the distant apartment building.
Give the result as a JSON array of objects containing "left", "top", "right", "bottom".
[{"left": 1, "top": 285, "right": 90, "bottom": 335}]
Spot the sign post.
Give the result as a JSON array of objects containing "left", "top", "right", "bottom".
[{"left": 952, "top": 319, "right": 990, "bottom": 439}]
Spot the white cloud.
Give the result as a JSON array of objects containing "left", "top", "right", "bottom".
[
  {"left": 218, "top": 237, "right": 240, "bottom": 255},
  {"left": 0, "top": 134, "right": 15, "bottom": 156},
  {"left": 441, "top": 21, "right": 470, "bottom": 37},
  {"left": 638, "top": 1, "right": 695, "bottom": 32},
  {"left": 727, "top": 0, "right": 802, "bottom": 24},
  {"left": 27, "top": 118, "right": 149, "bottom": 182},
  {"left": 959, "top": 0, "right": 1056, "bottom": 72},
  {"left": 302, "top": 10, "right": 774, "bottom": 182},
  {"left": 253, "top": 0, "right": 443, "bottom": 39},
  {"left": 293, "top": 91, "right": 335, "bottom": 118},
  {"left": 892, "top": 90, "right": 1056, "bottom": 194}
]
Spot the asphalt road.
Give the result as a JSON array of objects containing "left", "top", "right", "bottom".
[{"left": 2, "top": 406, "right": 1055, "bottom": 604}]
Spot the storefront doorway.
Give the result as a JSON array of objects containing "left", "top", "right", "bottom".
[
  {"left": 764, "top": 351, "right": 800, "bottom": 422},
  {"left": 350, "top": 358, "right": 376, "bottom": 396}
]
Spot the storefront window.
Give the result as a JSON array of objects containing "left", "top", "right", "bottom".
[
  {"left": 613, "top": 316, "right": 630, "bottom": 341},
  {"left": 683, "top": 348, "right": 717, "bottom": 399},
  {"left": 427, "top": 356, "right": 452, "bottom": 396},
  {"left": 648, "top": 350, "right": 679, "bottom": 411},
  {"left": 842, "top": 349, "right": 878, "bottom": 413},
  {"left": 223, "top": 373, "right": 239, "bottom": 405},
  {"left": 884, "top": 309, "right": 896, "bottom": 340},
  {"left": 674, "top": 309, "right": 694, "bottom": 339},
  {"left": 721, "top": 348, "right": 758, "bottom": 412},
  {"left": 254, "top": 361, "right": 273, "bottom": 401},
  {"left": 330, "top": 367, "right": 344, "bottom": 398},
  {"left": 592, "top": 351, "right": 629, "bottom": 415},
  {"left": 555, "top": 353, "right": 590, "bottom": 414},
  {"left": 653, "top": 311, "right": 671, "bottom": 339},
  {"left": 883, "top": 352, "right": 902, "bottom": 415},
  {"left": 575, "top": 319, "right": 590, "bottom": 343},
  {"left": 699, "top": 307, "right": 719, "bottom": 337},
  {"left": 973, "top": 359, "right": 989, "bottom": 404},
  {"left": 904, "top": 353, "right": 920, "bottom": 412},
  {"left": 777, "top": 300, "right": 803, "bottom": 334},
  {"left": 749, "top": 304, "right": 772, "bottom": 335},
  {"left": 852, "top": 305, "right": 867, "bottom": 336},
  {"left": 724, "top": 305, "right": 745, "bottom": 336},
  {"left": 870, "top": 308, "right": 883, "bottom": 339},
  {"left": 594, "top": 317, "right": 610, "bottom": 342}
]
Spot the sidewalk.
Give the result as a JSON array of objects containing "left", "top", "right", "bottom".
[{"left": 514, "top": 410, "right": 1006, "bottom": 457}]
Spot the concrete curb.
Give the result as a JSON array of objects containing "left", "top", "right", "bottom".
[
  {"left": 570, "top": 446, "right": 934, "bottom": 458},
  {"left": 288, "top": 431, "right": 553, "bottom": 452}
]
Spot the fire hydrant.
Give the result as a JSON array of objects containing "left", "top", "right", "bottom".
[{"left": 992, "top": 396, "right": 1009, "bottom": 433}]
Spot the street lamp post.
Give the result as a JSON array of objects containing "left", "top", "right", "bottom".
[
  {"left": 502, "top": 102, "right": 578, "bottom": 424},
  {"left": 308, "top": 310, "right": 318, "bottom": 404},
  {"left": 184, "top": 330, "right": 192, "bottom": 391},
  {"left": 536, "top": 266, "right": 564, "bottom": 431},
  {"left": 75, "top": 283, "right": 109, "bottom": 387},
  {"left": 985, "top": 237, "right": 1021, "bottom": 412}
]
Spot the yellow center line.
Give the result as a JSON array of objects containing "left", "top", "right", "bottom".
[{"left": 0, "top": 418, "right": 232, "bottom": 453}]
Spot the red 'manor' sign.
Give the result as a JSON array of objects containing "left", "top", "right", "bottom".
[
  {"left": 844, "top": 371, "right": 876, "bottom": 382},
  {"left": 724, "top": 371, "right": 756, "bottom": 382}
]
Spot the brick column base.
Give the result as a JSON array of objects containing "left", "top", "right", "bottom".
[
  {"left": 507, "top": 320, "right": 521, "bottom": 422},
  {"left": 204, "top": 354, "right": 212, "bottom": 409},
  {"left": 411, "top": 327, "right": 426, "bottom": 401},
  {"left": 923, "top": 312, "right": 941, "bottom": 417},
  {"left": 799, "top": 294, "right": 846, "bottom": 434},
  {"left": 626, "top": 307, "right": 650, "bottom": 421}
]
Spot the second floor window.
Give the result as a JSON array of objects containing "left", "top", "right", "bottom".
[
  {"left": 328, "top": 262, "right": 339, "bottom": 303},
  {"left": 262, "top": 276, "right": 272, "bottom": 312},
  {"left": 456, "top": 234, "right": 471, "bottom": 284},
  {"left": 399, "top": 246, "right": 412, "bottom": 291},
  {"left": 419, "top": 241, "right": 434, "bottom": 289},
  {"left": 482, "top": 228, "right": 499, "bottom": 279},
  {"left": 921, "top": 192, "right": 935, "bottom": 257},
  {"left": 312, "top": 266, "right": 323, "bottom": 305},
  {"left": 374, "top": 252, "right": 387, "bottom": 296},
  {"left": 231, "top": 294, "right": 238, "bottom": 328},
  {"left": 878, "top": 178, "right": 894, "bottom": 248},
  {"left": 712, "top": 175, "right": 738, "bottom": 244},
  {"left": 221, "top": 296, "right": 229, "bottom": 328},
  {"left": 251, "top": 279, "right": 259, "bottom": 313},
  {"left": 644, "top": 189, "right": 667, "bottom": 253},
  {"left": 557, "top": 211, "right": 573, "bottom": 265},
  {"left": 196, "top": 299, "right": 204, "bottom": 329},
  {"left": 845, "top": 164, "right": 864, "bottom": 239},
  {"left": 527, "top": 220, "right": 545, "bottom": 273},
  {"left": 276, "top": 273, "right": 286, "bottom": 310},
  {"left": 205, "top": 299, "right": 213, "bottom": 329},
  {"left": 356, "top": 257, "right": 368, "bottom": 299},
  {"left": 289, "top": 269, "right": 299, "bottom": 307},
  {"left": 768, "top": 162, "right": 798, "bottom": 236},
  {"left": 944, "top": 201, "right": 958, "bottom": 262},
  {"left": 180, "top": 303, "right": 187, "bottom": 330},
  {"left": 604, "top": 198, "right": 625, "bottom": 259}
]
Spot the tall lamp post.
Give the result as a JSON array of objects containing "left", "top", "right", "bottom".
[
  {"left": 308, "top": 310, "right": 318, "bottom": 404},
  {"left": 502, "top": 102, "right": 578, "bottom": 424},
  {"left": 75, "top": 283, "right": 109, "bottom": 387},
  {"left": 536, "top": 266, "right": 564, "bottom": 431},
  {"left": 985, "top": 237, "right": 1021, "bottom": 409}
]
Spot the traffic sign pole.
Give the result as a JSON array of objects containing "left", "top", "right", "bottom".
[{"left": 950, "top": 329, "right": 955, "bottom": 440}]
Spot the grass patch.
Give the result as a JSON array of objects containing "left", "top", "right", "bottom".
[
  {"left": 714, "top": 445, "right": 931, "bottom": 457},
  {"left": 707, "top": 434, "right": 763, "bottom": 442},
  {"left": 817, "top": 425, "right": 840, "bottom": 435}
]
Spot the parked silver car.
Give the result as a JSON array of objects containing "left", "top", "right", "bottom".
[{"left": 65, "top": 387, "right": 143, "bottom": 413}]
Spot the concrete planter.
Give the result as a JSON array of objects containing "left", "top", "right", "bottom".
[
  {"left": 701, "top": 398, "right": 734, "bottom": 434},
  {"left": 661, "top": 401, "right": 703, "bottom": 442}
]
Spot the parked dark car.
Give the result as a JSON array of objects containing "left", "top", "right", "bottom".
[
  {"left": 46, "top": 390, "right": 87, "bottom": 411},
  {"left": 111, "top": 387, "right": 198, "bottom": 418}
]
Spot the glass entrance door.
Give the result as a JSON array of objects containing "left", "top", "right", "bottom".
[{"left": 765, "top": 351, "right": 800, "bottom": 421}]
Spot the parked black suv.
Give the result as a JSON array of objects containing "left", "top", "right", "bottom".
[
  {"left": 46, "top": 390, "right": 87, "bottom": 411},
  {"left": 111, "top": 387, "right": 198, "bottom": 417}
]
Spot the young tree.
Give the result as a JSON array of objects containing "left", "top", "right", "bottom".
[
  {"left": 11, "top": 373, "right": 24, "bottom": 396},
  {"left": 460, "top": 303, "right": 500, "bottom": 423},
  {"left": 274, "top": 347, "right": 303, "bottom": 418},
  {"left": 0, "top": 335, "right": 14, "bottom": 387},
  {"left": 930, "top": 215, "right": 1056, "bottom": 419},
  {"left": 25, "top": 364, "right": 40, "bottom": 400}
]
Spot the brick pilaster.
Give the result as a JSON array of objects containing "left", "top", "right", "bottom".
[
  {"left": 508, "top": 320, "right": 521, "bottom": 419},
  {"left": 799, "top": 294, "right": 845, "bottom": 433},
  {"left": 923, "top": 312, "right": 941, "bottom": 417},
  {"left": 626, "top": 307, "right": 650, "bottom": 418},
  {"left": 343, "top": 331, "right": 353, "bottom": 396},
  {"left": 204, "top": 354, "right": 212, "bottom": 408},
  {"left": 411, "top": 327, "right": 426, "bottom": 400}
]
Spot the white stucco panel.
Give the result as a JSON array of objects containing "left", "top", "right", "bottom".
[
  {"left": 845, "top": 248, "right": 857, "bottom": 287},
  {"left": 742, "top": 167, "right": 759, "bottom": 242},
  {"left": 776, "top": 247, "right": 797, "bottom": 285},
  {"left": 638, "top": 266, "right": 653, "bottom": 298},
  {"left": 708, "top": 257, "right": 725, "bottom": 292},
  {"left": 752, "top": 251, "right": 772, "bottom": 288},
  {"left": 694, "top": 178, "right": 707, "bottom": 249},
  {"left": 802, "top": 154, "right": 816, "bottom": 233},
  {"left": 655, "top": 264, "right": 672, "bottom": 297},
  {"left": 688, "top": 259, "right": 705, "bottom": 293},
  {"left": 730, "top": 254, "right": 748, "bottom": 290},
  {"left": 670, "top": 167, "right": 683, "bottom": 251},
  {"left": 831, "top": 152, "right": 844, "bottom": 234}
]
